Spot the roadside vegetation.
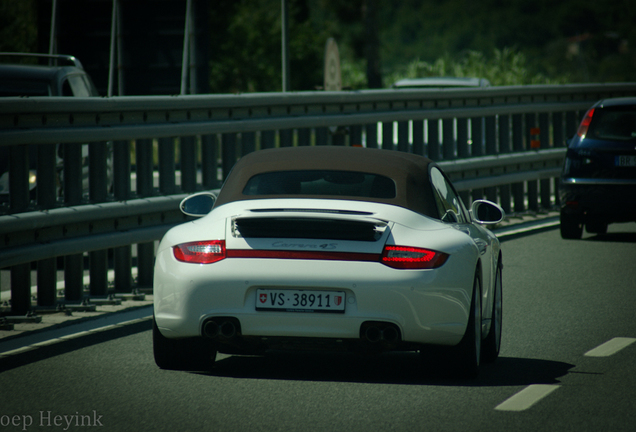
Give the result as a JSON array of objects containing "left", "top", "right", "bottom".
[{"left": 1, "top": 0, "right": 633, "bottom": 92}]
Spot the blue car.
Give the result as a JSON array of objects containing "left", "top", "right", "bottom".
[{"left": 559, "top": 97, "right": 636, "bottom": 239}]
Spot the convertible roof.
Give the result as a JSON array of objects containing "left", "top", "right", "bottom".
[{"left": 214, "top": 146, "right": 439, "bottom": 218}]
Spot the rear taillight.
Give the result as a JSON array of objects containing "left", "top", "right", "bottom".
[
  {"left": 381, "top": 245, "right": 448, "bottom": 269},
  {"left": 173, "top": 240, "right": 226, "bottom": 264},
  {"left": 576, "top": 108, "right": 595, "bottom": 138}
]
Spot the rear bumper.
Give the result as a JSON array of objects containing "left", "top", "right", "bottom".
[
  {"left": 153, "top": 251, "right": 475, "bottom": 348},
  {"left": 559, "top": 178, "right": 636, "bottom": 222}
]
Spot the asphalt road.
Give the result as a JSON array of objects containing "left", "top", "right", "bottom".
[{"left": 0, "top": 223, "right": 635, "bottom": 431}]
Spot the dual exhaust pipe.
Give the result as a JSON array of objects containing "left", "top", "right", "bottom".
[
  {"left": 203, "top": 318, "right": 239, "bottom": 340},
  {"left": 204, "top": 318, "right": 400, "bottom": 344}
]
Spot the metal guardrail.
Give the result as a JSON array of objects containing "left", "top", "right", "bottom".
[{"left": 1, "top": 83, "right": 635, "bottom": 315}]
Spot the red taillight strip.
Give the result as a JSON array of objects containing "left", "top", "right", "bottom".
[
  {"left": 173, "top": 240, "right": 226, "bottom": 264},
  {"left": 381, "top": 245, "right": 449, "bottom": 269},
  {"left": 227, "top": 249, "right": 379, "bottom": 262},
  {"left": 174, "top": 240, "right": 448, "bottom": 269},
  {"left": 576, "top": 108, "right": 595, "bottom": 138}
]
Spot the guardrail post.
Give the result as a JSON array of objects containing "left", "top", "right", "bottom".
[
  {"left": 114, "top": 246, "right": 132, "bottom": 293},
  {"left": 9, "top": 144, "right": 30, "bottom": 213},
  {"left": 412, "top": 120, "right": 424, "bottom": 156},
  {"left": 349, "top": 125, "right": 362, "bottom": 147},
  {"left": 63, "top": 143, "right": 83, "bottom": 205},
  {"left": 87, "top": 141, "right": 110, "bottom": 300},
  {"left": 427, "top": 119, "right": 440, "bottom": 160},
  {"left": 498, "top": 115, "right": 512, "bottom": 213},
  {"left": 37, "top": 258, "right": 57, "bottom": 307},
  {"left": 89, "top": 250, "right": 108, "bottom": 298},
  {"left": 397, "top": 121, "right": 408, "bottom": 153},
  {"left": 552, "top": 112, "right": 565, "bottom": 208},
  {"left": 280, "top": 129, "right": 293, "bottom": 147},
  {"left": 316, "top": 127, "right": 328, "bottom": 146},
  {"left": 442, "top": 118, "right": 454, "bottom": 160},
  {"left": 456, "top": 118, "right": 470, "bottom": 204},
  {"left": 381, "top": 121, "right": 393, "bottom": 150},
  {"left": 242, "top": 131, "right": 257, "bottom": 152},
  {"left": 539, "top": 113, "right": 552, "bottom": 209},
  {"left": 64, "top": 253, "right": 84, "bottom": 302},
  {"left": 158, "top": 137, "right": 176, "bottom": 195},
  {"left": 457, "top": 118, "right": 469, "bottom": 159},
  {"left": 36, "top": 144, "right": 57, "bottom": 210},
  {"left": 10, "top": 263, "right": 31, "bottom": 314},
  {"left": 201, "top": 134, "right": 219, "bottom": 189},
  {"left": 113, "top": 139, "right": 133, "bottom": 294},
  {"left": 525, "top": 113, "right": 539, "bottom": 211},
  {"left": 89, "top": 142, "right": 108, "bottom": 203},
  {"left": 137, "top": 242, "right": 155, "bottom": 290},
  {"left": 135, "top": 138, "right": 154, "bottom": 197},
  {"left": 222, "top": 133, "right": 237, "bottom": 180},
  {"left": 365, "top": 124, "right": 377, "bottom": 149},
  {"left": 511, "top": 114, "right": 525, "bottom": 212},
  {"left": 552, "top": 112, "right": 564, "bottom": 147},
  {"left": 470, "top": 117, "right": 484, "bottom": 157},
  {"left": 113, "top": 140, "right": 131, "bottom": 201},
  {"left": 261, "top": 130, "right": 276, "bottom": 149},
  {"left": 470, "top": 117, "right": 484, "bottom": 202},
  {"left": 180, "top": 136, "right": 197, "bottom": 193},
  {"left": 484, "top": 116, "right": 497, "bottom": 202}
]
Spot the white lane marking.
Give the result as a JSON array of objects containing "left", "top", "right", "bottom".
[
  {"left": 495, "top": 384, "right": 560, "bottom": 411},
  {"left": 584, "top": 337, "right": 636, "bottom": 357}
]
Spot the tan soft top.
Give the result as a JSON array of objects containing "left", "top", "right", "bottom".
[{"left": 214, "top": 146, "right": 439, "bottom": 218}]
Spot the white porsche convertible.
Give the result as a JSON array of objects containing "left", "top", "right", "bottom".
[{"left": 153, "top": 146, "right": 504, "bottom": 378}]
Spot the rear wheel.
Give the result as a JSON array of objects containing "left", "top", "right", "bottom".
[
  {"left": 482, "top": 260, "right": 502, "bottom": 363},
  {"left": 153, "top": 317, "right": 217, "bottom": 371},
  {"left": 452, "top": 272, "right": 482, "bottom": 378},
  {"left": 560, "top": 212, "right": 583, "bottom": 239}
]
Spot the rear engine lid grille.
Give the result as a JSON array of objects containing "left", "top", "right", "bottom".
[{"left": 232, "top": 217, "right": 386, "bottom": 241}]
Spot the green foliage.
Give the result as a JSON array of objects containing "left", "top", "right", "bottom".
[
  {"left": 208, "top": 0, "right": 328, "bottom": 93},
  {"left": 0, "top": 0, "right": 38, "bottom": 55},
  {"left": 385, "top": 48, "right": 570, "bottom": 87},
  {"left": 340, "top": 57, "right": 367, "bottom": 90}
]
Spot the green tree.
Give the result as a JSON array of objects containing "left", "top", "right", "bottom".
[
  {"left": 208, "top": 0, "right": 328, "bottom": 93},
  {"left": 0, "top": 0, "right": 38, "bottom": 55}
]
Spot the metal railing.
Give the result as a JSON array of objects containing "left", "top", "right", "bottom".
[{"left": 1, "top": 83, "right": 635, "bottom": 315}]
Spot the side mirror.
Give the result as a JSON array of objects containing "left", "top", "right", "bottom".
[
  {"left": 180, "top": 192, "right": 216, "bottom": 217},
  {"left": 470, "top": 200, "right": 505, "bottom": 225}
]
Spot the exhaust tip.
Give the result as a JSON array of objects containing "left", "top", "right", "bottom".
[
  {"left": 203, "top": 320, "right": 219, "bottom": 339},
  {"left": 361, "top": 321, "right": 401, "bottom": 344},
  {"left": 365, "top": 326, "right": 382, "bottom": 343},
  {"left": 220, "top": 320, "right": 236, "bottom": 339},
  {"left": 381, "top": 326, "right": 398, "bottom": 342}
]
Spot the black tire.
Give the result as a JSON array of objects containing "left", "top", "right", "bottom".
[
  {"left": 482, "top": 260, "right": 502, "bottom": 363},
  {"left": 560, "top": 212, "right": 583, "bottom": 239},
  {"left": 153, "top": 317, "right": 217, "bottom": 371},
  {"left": 452, "top": 272, "right": 482, "bottom": 378}
]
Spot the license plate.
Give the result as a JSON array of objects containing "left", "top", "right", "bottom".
[
  {"left": 616, "top": 155, "right": 636, "bottom": 167},
  {"left": 256, "top": 289, "right": 346, "bottom": 313}
]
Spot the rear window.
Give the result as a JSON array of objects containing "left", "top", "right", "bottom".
[
  {"left": 242, "top": 170, "right": 396, "bottom": 199},
  {"left": 589, "top": 107, "right": 636, "bottom": 141}
]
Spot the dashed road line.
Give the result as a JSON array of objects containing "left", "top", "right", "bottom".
[
  {"left": 495, "top": 384, "right": 561, "bottom": 412},
  {"left": 584, "top": 337, "right": 636, "bottom": 357}
]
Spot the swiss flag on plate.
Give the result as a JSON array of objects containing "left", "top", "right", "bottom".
[{"left": 259, "top": 293, "right": 267, "bottom": 303}]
